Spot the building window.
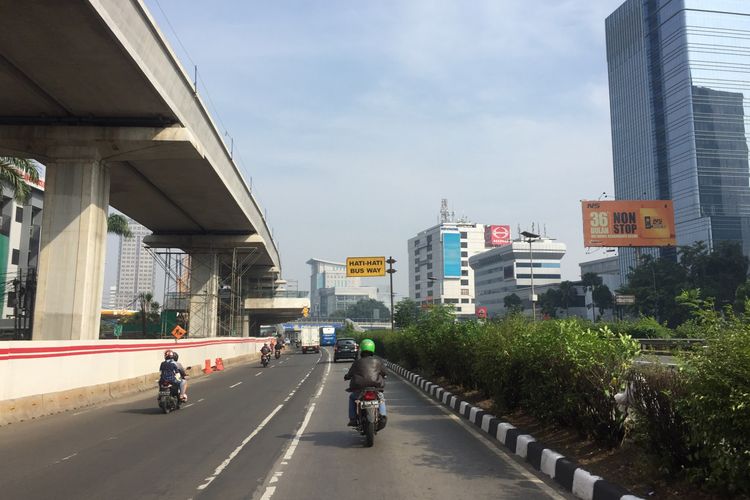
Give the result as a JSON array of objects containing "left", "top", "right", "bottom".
[
  {"left": 461, "top": 289, "right": 470, "bottom": 295},
  {"left": 460, "top": 242, "right": 468, "bottom": 248},
  {"left": 461, "top": 298, "right": 470, "bottom": 303},
  {"left": 427, "top": 234, "right": 432, "bottom": 243},
  {"left": 461, "top": 251, "right": 468, "bottom": 257},
  {"left": 11, "top": 248, "right": 19, "bottom": 265},
  {"left": 415, "top": 284, "right": 421, "bottom": 290},
  {"left": 461, "top": 270, "right": 468, "bottom": 276},
  {"left": 15, "top": 206, "right": 23, "bottom": 223},
  {"left": 461, "top": 279, "right": 469, "bottom": 285},
  {"left": 415, "top": 292, "right": 421, "bottom": 299},
  {"left": 460, "top": 232, "right": 467, "bottom": 238},
  {"left": 461, "top": 260, "right": 468, "bottom": 267}
]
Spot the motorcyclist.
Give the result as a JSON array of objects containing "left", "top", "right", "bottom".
[
  {"left": 344, "top": 339, "right": 387, "bottom": 429},
  {"left": 159, "top": 350, "right": 188, "bottom": 401},
  {"left": 260, "top": 343, "right": 271, "bottom": 362},
  {"left": 274, "top": 337, "right": 284, "bottom": 355}
]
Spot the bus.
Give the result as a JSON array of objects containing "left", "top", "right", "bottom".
[{"left": 319, "top": 326, "right": 336, "bottom": 346}]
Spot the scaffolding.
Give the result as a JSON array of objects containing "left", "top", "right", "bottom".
[{"left": 146, "top": 246, "right": 260, "bottom": 338}]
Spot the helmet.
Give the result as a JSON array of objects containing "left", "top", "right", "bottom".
[
  {"left": 164, "top": 349, "right": 174, "bottom": 360},
  {"left": 360, "top": 339, "right": 375, "bottom": 354},
  {"left": 172, "top": 352, "right": 179, "bottom": 362},
  {"left": 263, "top": 343, "right": 269, "bottom": 347}
]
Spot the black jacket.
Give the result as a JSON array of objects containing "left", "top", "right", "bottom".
[{"left": 344, "top": 355, "right": 386, "bottom": 391}]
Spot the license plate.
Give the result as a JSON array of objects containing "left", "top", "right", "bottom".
[
  {"left": 159, "top": 391, "right": 170, "bottom": 397},
  {"left": 360, "top": 400, "right": 379, "bottom": 407}
]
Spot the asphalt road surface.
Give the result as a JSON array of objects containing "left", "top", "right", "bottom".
[{"left": 0, "top": 348, "right": 571, "bottom": 500}]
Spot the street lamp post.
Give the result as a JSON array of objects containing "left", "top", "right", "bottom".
[
  {"left": 521, "top": 231, "right": 540, "bottom": 321},
  {"left": 386, "top": 257, "right": 397, "bottom": 331}
]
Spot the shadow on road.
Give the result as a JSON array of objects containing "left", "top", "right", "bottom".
[{"left": 119, "top": 407, "right": 165, "bottom": 415}]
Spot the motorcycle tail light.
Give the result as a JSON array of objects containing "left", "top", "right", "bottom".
[{"left": 363, "top": 391, "right": 378, "bottom": 401}]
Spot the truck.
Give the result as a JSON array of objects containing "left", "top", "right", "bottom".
[
  {"left": 319, "top": 326, "right": 336, "bottom": 346},
  {"left": 300, "top": 326, "right": 320, "bottom": 354}
]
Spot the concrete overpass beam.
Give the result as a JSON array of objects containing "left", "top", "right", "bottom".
[
  {"left": 33, "top": 149, "right": 109, "bottom": 340},
  {"left": 188, "top": 252, "right": 219, "bottom": 337}
]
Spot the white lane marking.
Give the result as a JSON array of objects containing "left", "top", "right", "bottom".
[
  {"left": 197, "top": 353, "right": 322, "bottom": 492},
  {"left": 396, "top": 374, "right": 567, "bottom": 500},
  {"left": 198, "top": 398, "right": 205, "bottom": 403},
  {"left": 197, "top": 404, "right": 284, "bottom": 490},
  {"left": 255, "top": 372, "right": 263, "bottom": 377},
  {"left": 183, "top": 403, "right": 194, "bottom": 408},
  {"left": 259, "top": 486, "right": 276, "bottom": 500},
  {"left": 230, "top": 382, "right": 243, "bottom": 388},
  {"left": 258, "top": 349, "right": 329, "bottom": 499},
  {"left": 54, "top": 452, "right": 78, "bottom": 464}
]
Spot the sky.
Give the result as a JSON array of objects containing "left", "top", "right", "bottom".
[{"left": 117, "top": 0, "right": 627, "bottom": 298}]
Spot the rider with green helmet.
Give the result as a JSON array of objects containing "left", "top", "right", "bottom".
[{"left": 344, "top": 338, "right": 387, "bottom": 428}]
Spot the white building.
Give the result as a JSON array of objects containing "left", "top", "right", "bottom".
[
  {"left": 0, "top": 179, "right": 44, "bottom": 321},
  {"left": 318, "top": 286, "right": 380, "bottom": 318},
  {"left": 307, "top": 258, "right": 362, "bottom": 316},
  {"left": 113, "top": 218, "right": 155, "bottom": 309},
  {"left": 408, "top": 221, "right": 489, "bottom": 318},
  {"left": 470, "top": 237, "right": 567, "bottom": 318}
]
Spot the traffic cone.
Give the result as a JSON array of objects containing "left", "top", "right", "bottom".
[
  {"left": 203, "top": 359, "right": 213, "bottom": 374},
  {"left": 215, "top": 358, "right": 225, "bottom": 371}
]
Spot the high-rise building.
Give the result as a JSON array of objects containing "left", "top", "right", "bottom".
[
  {"left": 113, "top": 218, "right": 155, "bottom": 309},
  {"left": 408, "top": 221, "right": 487, "bottom": 319},
  {"left": 606, "top": 0, "right": 750, "bottom": 281}
]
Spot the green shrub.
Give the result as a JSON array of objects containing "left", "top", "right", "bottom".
[
  {"left": 627, "top": 364, "right": 692, "bottom": 474},
  {"left": 679, "top": 322, "right": 750, "bottom": 493}
]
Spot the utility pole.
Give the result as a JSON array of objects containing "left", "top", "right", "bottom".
[
  {"left": 521, "top": 231, "right": 540, "bottom": 321},
  {"left": 386, "top": 257, "right": 397, "bottom": 331}
]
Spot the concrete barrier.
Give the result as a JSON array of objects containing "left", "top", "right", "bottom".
[{"left": 0, "top": 337, "right": 271, "bottom": 426}]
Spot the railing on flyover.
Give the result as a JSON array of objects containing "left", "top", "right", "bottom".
[{"left": 245, "top": 290, "right": 310, "bottom": 299}]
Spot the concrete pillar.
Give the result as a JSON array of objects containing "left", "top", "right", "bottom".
[
  {"left": 33, "top": 150, "right": 109, "bottom": 340},
  {"left": 189, "top": 252, "right": 218, "bottom": 337}
]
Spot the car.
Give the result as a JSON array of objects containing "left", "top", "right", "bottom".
[{"left": 333, "top": 338, "right": 359, "bottom": 363}]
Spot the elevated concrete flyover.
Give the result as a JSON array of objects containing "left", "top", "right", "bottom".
[{"left": 0, "top": 0, "right": 280, "bottom": 340}]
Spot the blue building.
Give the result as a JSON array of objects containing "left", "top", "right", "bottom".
[{"left": 606, "top": 0, "right": 750, "bottom": 282}]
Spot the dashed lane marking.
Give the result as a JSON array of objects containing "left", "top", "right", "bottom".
[{"left": 230, "top": 382, "right": 243, "bottom": 388}]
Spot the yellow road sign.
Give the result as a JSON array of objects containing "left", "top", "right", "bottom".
[
  {"left": 346, "top": 256, "right": 386, "bottom": 277},
  {"left": 171, "top": 325, "right": 186, "bottom": 339}
]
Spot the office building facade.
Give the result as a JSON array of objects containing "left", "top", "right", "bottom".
[
  {"left": 606, "top": 0, "right": 750, "bottom": 281},
  {"left": 408, "top": 222, "right": 487, "bottom": 318},
  {"left": 307, "top": 258, "right": 387, "bottom": 318},
  {"left": 113, "top": 218, "right": 155, "bottom": 309},
  {"left": 469, "top": 238, "right": 566, "bottom": 318}
]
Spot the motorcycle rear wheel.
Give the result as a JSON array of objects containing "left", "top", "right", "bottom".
[{"left": 364, "top": 421, "right": 375, "bottom": 447}]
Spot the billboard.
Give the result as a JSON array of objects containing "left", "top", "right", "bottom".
[
  {"left": 346, "top": 256, "right": 385, "bottom": 277},
  {"left": 485, "top": 225, "right": 511, "bottom": 247},
  {"left": 582, "top": 200, "right": 676, "bottom": 247},
  {"left": 442, "top": 232, "right": 461, "bottom": 277}
]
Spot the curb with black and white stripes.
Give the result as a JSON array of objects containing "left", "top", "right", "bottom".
[{"left": 385, "top": 360, "right": 643, "bottom": 500}]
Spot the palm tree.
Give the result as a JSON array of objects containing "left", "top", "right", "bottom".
[
  {"left": 0, "top": 157, "right": 40, "bottom": 202},
  {"left": 107, "top": 213, "right": 132, "bottom": 238}
]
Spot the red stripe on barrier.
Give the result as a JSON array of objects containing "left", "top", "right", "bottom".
[{"left": 0, "top": 337, "right": 273, "bottom": 361}]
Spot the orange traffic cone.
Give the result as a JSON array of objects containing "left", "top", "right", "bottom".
[
  {"left": 215, "top": 358, "right": 225, "bottom": 371},
  {"left": 203, "top": 359, "right": 213, "bottom": 374}
]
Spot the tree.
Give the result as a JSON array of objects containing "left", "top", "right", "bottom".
[
  {"left": 681, "top": 241, "right": 747, "bottom": 309},
  {"left": 621, "top": 254, "right": 688, "bottom": 326},
  {"left": 558, "top": 281, "right": 578, "bottom": 316},
  {"left": 394, "top": 298, "right": 420, "bottom": 328},
  {"left": 503, "top": 293, "right": 523, "bottom": 315},
  {"left": 107, "top": 213, "right": 133, "bottom": 238},
  {"left": 539, "top": 288, "right": 562, "bottom": 318},
  {"left": 592, "top": 284, "right": 614, "bottom": 319},
  {"left": 581, "top": 272, "right": 603, "bottom": 288},
  {"left": 344, "top": 298, "right": 390, "bottom": 321},
  {"left": 133, "top": 292, "right": 160, "bottom": 337},
  {"left": 0, "top": 157, "right": 40, "bottom": 202}
]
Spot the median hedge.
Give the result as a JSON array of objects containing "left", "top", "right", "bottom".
[{"left": 356, "top": 307, "right": 750, "bottom": 495}]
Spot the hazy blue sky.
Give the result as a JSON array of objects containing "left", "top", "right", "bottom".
[{"left": 116, "top": 0, "right": 626, "bottom": 297}]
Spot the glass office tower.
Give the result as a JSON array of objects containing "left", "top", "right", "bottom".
[{"left": 606, "top": 0, "right": 750, "bottom": 283}]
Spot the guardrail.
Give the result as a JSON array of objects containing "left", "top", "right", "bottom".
[
  {"left": 244, "top": 290, "right": 310, "bottom": 298},
  {"left": 638, "top": 338, "right": 705, "bottom": 355}
]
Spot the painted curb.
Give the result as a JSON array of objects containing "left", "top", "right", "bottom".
[{"left": 385, "top": 360, "right": 642, "bottom": 500}]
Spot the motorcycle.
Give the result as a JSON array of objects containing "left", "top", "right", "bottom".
[
  {"left": 353, "top": 388, "right": 383, "bottom": 447},
  {"left": 261, "top": 353, "right": 271, "bottom": 367},
  {"left": 274, "top": 349, "right": 281, "bottom": 359},
  {"left": 157, "top": 381, "right": 182, "bottom": 414}
]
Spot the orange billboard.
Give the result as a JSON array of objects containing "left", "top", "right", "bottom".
[{"left": 582, "top": 200, "right": 676, "bottom": 247}]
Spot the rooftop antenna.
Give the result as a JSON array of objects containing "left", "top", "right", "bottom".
[
  {"left": 517, "top": 224, "right": 522, "bottom": 239},
  {"left": 440, "top": 198, "right": 450, "bottom": 224},
  {"left": 543, "top": 224, "right": 547, "bottom": 238}
]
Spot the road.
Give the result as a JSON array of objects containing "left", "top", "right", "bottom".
[{"left": 0, "top": 348, "right": 570, "bottom": 499}]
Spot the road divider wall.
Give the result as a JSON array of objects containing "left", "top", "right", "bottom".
[{"left": 0, "top": 337, "right": 272, "bottom": 425}]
